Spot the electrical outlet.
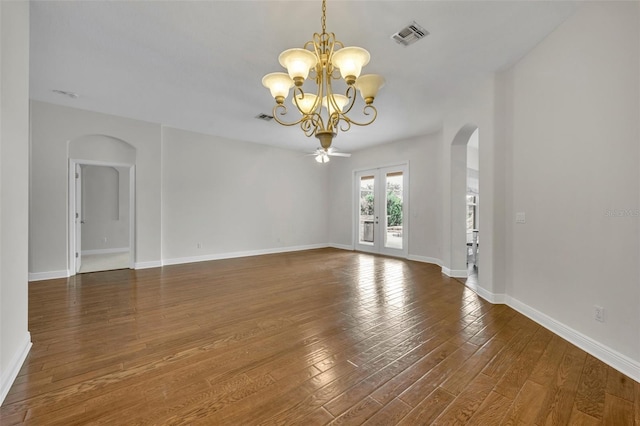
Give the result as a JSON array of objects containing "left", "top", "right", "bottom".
[
  {"left": 594, "top": 305, "right": 605, "bottom": 323},
  {"left": 197, "top": 242, "right": 202, "bottom": 249},
  {"left": 516, "top": 212, "right": 526, "bottom": 224}
]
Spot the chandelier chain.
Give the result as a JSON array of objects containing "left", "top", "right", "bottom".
[{"left": 321, "top": 0, "right": 327, "bottom": 35}]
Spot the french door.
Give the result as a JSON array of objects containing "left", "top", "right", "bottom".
[{"left": 354, "top": 164, "right": 408, "bottom": 257}]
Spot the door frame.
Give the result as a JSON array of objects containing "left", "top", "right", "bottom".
[
  {"left": 68, "top": 159, "right": 136, "bottom": 275},
  {"left": 353, "top": 162, "right": 409, "bottom": 258}
]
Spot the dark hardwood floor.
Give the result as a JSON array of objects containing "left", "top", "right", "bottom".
[{"left": 1, "top": 248, "right": 638, "bottom": 424}]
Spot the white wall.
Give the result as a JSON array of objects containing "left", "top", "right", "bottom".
[
  {"left": 0, "top": 1, "right": 31, "bottom": 404},
  {"left": 30, "top": 101, "right": 162, "bottom": 276},
  {"left": 328, "top": 133, "right": 443, "bottom": 263},
  {"left": 29, "top": 103, "right": 331, "bottom": 274},
  {"left": 161, "top": 127, "right": 329, "bottom": 263},
  {"left": 503, "top": 1, "right": 639, "bottom": 371},
  {"left": 81, "top": 165, "right": 130, "bottom": 252},
  {"left": 441, "top": 76, "right": 504, "bottom": 293}
]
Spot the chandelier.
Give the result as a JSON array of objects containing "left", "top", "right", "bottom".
[{"left": 262, "top": 0, "right": 384, "bottom": 152}]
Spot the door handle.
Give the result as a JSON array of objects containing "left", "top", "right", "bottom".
[{"left": 81, "top": 220, "right": 85, "bottom": 224}]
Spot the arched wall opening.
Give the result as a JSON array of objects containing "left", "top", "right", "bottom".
[
  {"left": 68, "top": 135, "right": 137, "bottom": 274},
  {"left": 450, "top": 124, "right": 479, "bottom": 277}
]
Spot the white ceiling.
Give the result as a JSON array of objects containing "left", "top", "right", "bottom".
[{"left": 29, "top": 1, "right": 579, "bottom": 153}]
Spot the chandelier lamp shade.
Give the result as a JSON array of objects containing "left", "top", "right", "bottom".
[{"left": 262, "top": 0, "right": 384, "bottom": 151}]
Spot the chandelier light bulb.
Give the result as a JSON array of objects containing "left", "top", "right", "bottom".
[
  {"left": 355, "top": 74, "right": 385, "bottom": 105},
  {"left": 322, "top": 94, "right": 348, "bottom": 116},
  {"left": 262, "top": 72, "right": 294, "bottom": 104},
  {"left": 294, "top": 93, "right": 318, "bottom": 115},
  {"left": 279, "top": 48, "right": 318, "bottom": 86},
  {"left": 331, "top": 47, "right": 370, "bottom": 85}
]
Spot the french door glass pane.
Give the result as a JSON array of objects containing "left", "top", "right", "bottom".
[
  {"left": 385, "top": 172, "right": 403, "bottom": 249},
  {"left": 359, "top": 175, "right": 375, "bottom": 245}
]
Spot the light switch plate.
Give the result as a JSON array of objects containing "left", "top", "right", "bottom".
[{"left": 516, "top": 212, "right": 526, "bottom": 224}]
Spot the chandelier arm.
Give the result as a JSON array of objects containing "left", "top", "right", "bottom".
[
  {"left": 330, "top": 112, "right": 348, "bottom": 134},
  {"left": 341, "top": 105, "right": 378, "bottom": 127},
  {"left": 304, "top": 85, "right": 323, "bottom": 115},
  {"left": 271, "top": 104, "right": 306, "bottom": 128},
  {"left": 324, "top": 72, "right": 354, "bottom": 116},
  {"left": 339, "top": 85, "right": 358, "bottom": 116},
  {"left": 325, "top": 81, "right": 341, "bottom": 115},
  {"left": 300, "top": 114, "right": 324, "bottom": 137},
  {"left": 326, "top": 36, "right": 342, "bottom": 80},
  {"left": 292, "top": 86, "right": 321, "bottom": 114}
]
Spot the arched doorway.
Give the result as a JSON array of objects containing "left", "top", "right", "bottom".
[
  {"left": 68, "top": 135, "right": 136, "bottom": 274},
  {"left": 450, "top": 124, "right": 479, "bottom": 277},
  {"left": 466, "top": 129, "right": 479, "bottom": 272}
]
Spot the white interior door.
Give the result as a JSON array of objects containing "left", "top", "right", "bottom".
[
  {"left": 75, "top": 163, "right": 82, "bottom": 272},
  {"left": 355, "top": 164, "right": 408, "bottom": 257}
]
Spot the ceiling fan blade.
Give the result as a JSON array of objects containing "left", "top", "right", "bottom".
[{"left": 329, "top": 152, "right": 351, "bottom": 157}]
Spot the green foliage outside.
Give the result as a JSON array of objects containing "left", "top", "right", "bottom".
[
  {"left": 387, "top": 192, "right": 403, "bottom": 227},
  {"left": 360, "top": 190, "right": 403, "bottom": 227},
  {"left": 360, "top": 193, "right": 374, "bottom": 216}
]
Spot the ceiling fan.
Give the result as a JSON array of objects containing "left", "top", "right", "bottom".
[{"left": 308, "top": 147, "right": 351, "bottom": 163}]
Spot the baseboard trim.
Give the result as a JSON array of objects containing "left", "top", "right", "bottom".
[
  {"left": 329, "top": 243, "right": 354, "bottom": 251},
  {"left": 81, "top": 247, "right": 129, "bottom": 256},
  {"left": 134, "top": 260, "right": 162, "bottom": 270},
  {"left": 407, "top": 255, "right": 442, "bottom": 266},
  {"left": 0, "top": 333, "right": 32, "bottom": 406},
  {"left": 505, "top": 296, "right": 640, "bottom": 383},
  {"left": 463, "top": 280, "right": 506, "bottom": 304},
  {"left": 162, "top": 244, "right": 329, "bottom": 267},
  {"left": 441, "top": 266, "right": 468, "bottom": 278},
  {"left": 28, "top": 270, "right": 70, "bottom": 282}
]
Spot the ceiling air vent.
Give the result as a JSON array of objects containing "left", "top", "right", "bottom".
[
  {"left": 255, "top": 113, "right": 274, "bottom": 122},
  {"left": 391, "top": 21, "right": 429, "bottom": 47}
]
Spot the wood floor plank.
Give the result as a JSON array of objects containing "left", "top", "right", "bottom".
[
  {"left": 398, "top": 341, "right": 479, "bottom": 408},
  {"left": 431, "top": 372, "right": 496, "bottom": 424},
  {"left": 396, "top": 387, "right": 456, "bottom": 425},
  {"left": 603, "top": 393, "right": 634, "bottom": 426},
  {"left": 465, "top": 390, "right": 511, "bottom": 425},
  {"left": 500, "top": 380, "right": 548, "bottom": 424},
  {"left": 574, "top": 354, "right": 608, "bottom": 420},
  {"left": 361, "top": 398, "right": 412, "bottom": 426},
  {"left": 438, "top": 335, "right": 505, "bottom": 396},
  {"left": 493, "top": 326, "right": 553, "bottom": 399},
  {"left": 534, "top": 343, "right": 587, "bottom": 426},
  {"left": 528, "top": 334, "right": 568, "bottom": 387},
  {"left": 606, "top": 364, "right": 635, "bottom": 402},
  {"left": 568, "top": 404, "right": 601, "bottom": 425},
  {"left": 369, "top": 339, "right": 456, "bottom": 406},
  {"left": 329, "top": 396, "right": 382, "bottom": 425},
  {"left": 481, "top": 324, "right": 538, "bottom": 380},
  {"left": 0, "top": 249, "right": 637, "bottom": 425}
]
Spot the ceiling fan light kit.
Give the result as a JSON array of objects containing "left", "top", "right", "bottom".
[
  {"left": 308, "top": 146, "right": 351, "bottom": 163},
  {"left": 315, "top": 153, "right": 330, "bottom": 163},
  {"left": 262, "top": 0, "right": 384, "bottom": 153}
]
